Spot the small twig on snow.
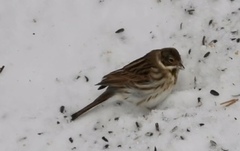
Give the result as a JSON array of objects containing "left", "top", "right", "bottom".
[{"left": 220, "top": 99, "right": 239, "bottom": 107}]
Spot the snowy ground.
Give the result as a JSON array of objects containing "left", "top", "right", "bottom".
[{"left": 1, "top": 0, "right": 240, "bottom": 151}]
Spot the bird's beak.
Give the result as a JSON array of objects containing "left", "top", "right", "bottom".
[{"left": 178, "top": 62, "right": 185, "bottom": 70}]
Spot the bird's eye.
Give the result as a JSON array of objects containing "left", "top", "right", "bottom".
[{"left": 169, "top": 58, "right": 174, "bottom": 63}]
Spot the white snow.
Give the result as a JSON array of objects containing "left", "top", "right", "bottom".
[{"left": 1, "top": 0, "right": 240, "bottom": 151}]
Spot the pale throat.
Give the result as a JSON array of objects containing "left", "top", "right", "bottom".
[{"left": 157, "top": 57, "right": 178, "bottom": 84}]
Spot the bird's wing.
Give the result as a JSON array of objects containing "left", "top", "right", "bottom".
[{"left": 96, "top": 53, "right": 158, "bottom": 90}]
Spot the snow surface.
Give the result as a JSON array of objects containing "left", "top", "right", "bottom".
[{"left": 1, "top": 0, "right": 240, "bottom": 151}]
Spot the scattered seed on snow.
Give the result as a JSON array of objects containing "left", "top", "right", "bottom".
[
  {"left": 231, "top": 30, "right": 238, "bottom": 35},
  {"left": 135, "top": 122, "right": 140, "bottom": 130},
  {"left": 210, "top": 140, "right": 217, "bottom": 148},
  {"left": 18, "top": 137, "right": 27, "bottom": 142},
  {"left": 210, "top": 90, "right": 219, "bottom": 96},
  {"left": 171, "top": 126, "right": 178, "bottom": 132},
  {"left": 154, "top": 146, "right": 157, "bottom": 151},
  {"left": 204, "top": 52, "right": 210, "bottom": 58},
  {"left": 155, "top": 123, "right": 160, "bottom": 132},
  {"left": 212, "top": 39, "right": 218, "bottom": 43},
  {"left": 38, "top": 132, "right": 44, "bottom": 135},
  {"left": 237, "top": 38, "right": 240, "bottom": 43},
  {"left": 60, "top": 106, "right": 65, "bottom": 113},
  {"left": 221, "top": 68, "right": 227, "bottom": 72},
  {"left": 84, "top": 76, "right": 89, "bottom": 82},
  {"left": 115, "top": 28, "right": 124, "bottom": 33},
  {"left": 209, "top": 19, "right": 213, "bottom": 26},
  {"left": 197, "top": 97, "right": 201, "bottom": 103},
  {"left": 75, "top": 75, "right": 80, "bottom": 80},
  {"left": 69, "top": 137, "right": 73, "bottom": 143},
  {"left": 102, "top": 136, "right": 108, "bottom": 142},
  {"left": 194, "top": 76, "right": 197, "bottom": 89},
  {"left": 197, "top": 97, "right": 202, "bottom": 107},
  {"left": 180, "top": 23, "right": 183, "bottom": 30},
  {"left": 185, "top": 9, "right": 195, "bottom": 15},
  {"left": 221, "top": 148, "right": 229, "bottom": 151},
  {"left": 114, "top": 117, "right": 119, "bottom": 121},
  {"left": 0, "top": 65, "right": 5, "bottom": 74},
  {"left": 72, "top": 147, "right": 77, "bottom": 150},
  {"left": 202, "top": 36, "right": 206, "bottom": 45},
  {"left": 103, "top": 144, "right": 109, "bottom": 149},
  {"left": 145, "top": 132, "right": 153, "bottom": 137}
]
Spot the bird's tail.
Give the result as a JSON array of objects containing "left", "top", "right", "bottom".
[{"left": 71, "top": 90, "right": 114, "bottom": 121}]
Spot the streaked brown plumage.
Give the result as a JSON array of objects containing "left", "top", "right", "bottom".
[{"left": 71, "top": 47, "right": 184, "bottom": 121}]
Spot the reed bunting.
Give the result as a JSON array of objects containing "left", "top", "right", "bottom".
[{"left": 71, "top": 48, "right": 184, "bottom": 121}]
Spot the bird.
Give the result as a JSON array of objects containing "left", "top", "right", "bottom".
[{"left": 71, "top": 47, "right": 184, "bottom": 121}]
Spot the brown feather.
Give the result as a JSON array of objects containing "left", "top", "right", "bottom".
[{"left": 96, "top": 50, "right": 163, "bottom": 89}]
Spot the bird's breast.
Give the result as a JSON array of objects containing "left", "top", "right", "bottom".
[
  {"left": 141, "top": 72, "right": 175, "bottom": 108},
  {"left": 121, "top": 70, "right": 177, "bottom": 108}
]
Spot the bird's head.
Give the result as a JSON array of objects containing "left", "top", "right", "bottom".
[{"left": 160, "top": 47, "right": 184, "bottom": 70}]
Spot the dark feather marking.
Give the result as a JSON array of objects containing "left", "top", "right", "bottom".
[
  {"left": 155, "top": 83, "right": 164, "bottom": 90},
  {"left": 147, "top": 96, "right": 152, "bottom": 102},
  {"left": 123, "top": 57, "right": 146, "bottom": 71},
  {"left": 153, "top": 93, "right": 158, "bottom": 98},
  {"left": 137, "top": 98, "right": 147, "bottom": 106}
]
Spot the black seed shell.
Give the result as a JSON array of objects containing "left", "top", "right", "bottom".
[{"left": 210, "top": 90, "right": 219, "bottom": 96}]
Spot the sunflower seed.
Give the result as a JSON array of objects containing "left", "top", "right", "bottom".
[
  {"left": 204, "top": 52, "right": 210, "bottom": 58},
  {"left": 115, "top": 28, "right": 124, "bottom": 33},
  {"left": 102, "top": 136, "right": 108, "bottom": 142},
  {"left": 210, "top": 90, "right": 219, "bottom": 96}
]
